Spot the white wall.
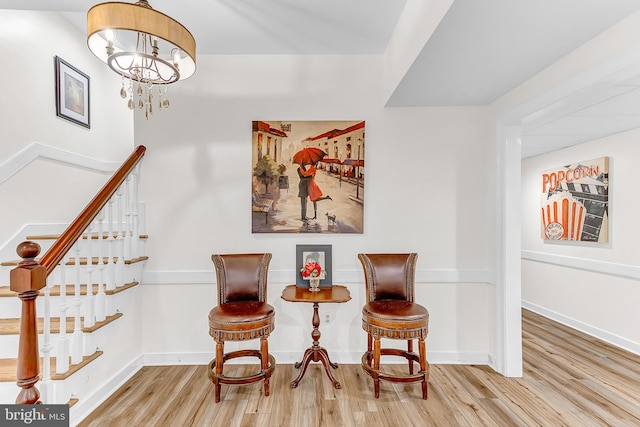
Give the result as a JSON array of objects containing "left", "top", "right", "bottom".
[
  {"left": 522, "top": 128, "right": 640, "bottom": 354},
  {"left": 0, "top": 10, "right": 134, "bottom": 160},
  {"left": 135, "top": 55, "right": 495, "bottom": 364},
  {"left": 0, "top": 10, "right": 135, "bottom": 253}
]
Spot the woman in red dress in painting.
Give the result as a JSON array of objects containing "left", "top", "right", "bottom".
[{"left": 299, "top": 163, "right": 332, "bottom": 220}]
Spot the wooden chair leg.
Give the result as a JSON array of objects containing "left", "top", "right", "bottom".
[
  {"left": 418, "top": 338, "right": 428, "bottom": 399},
  {"left": 364, "top": 334, "right": 373, "bottom": 366},
  {"left": 373, "top": 337, "right": 381, "bottom": 398},
  {"left": 407, "top": 339, "right": 414, "bottom": 374},
  {"left": 215, "top": 340, "right": 224, "bottom": 403},
  {"left": 261, "top": 336, "right": 270, "bottom": 396}
]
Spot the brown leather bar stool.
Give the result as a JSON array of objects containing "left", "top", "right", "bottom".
[
  {"left": 208, "top": 253, "right": 276, "bottom": 403},
  {"left": 358, "top": 253, "right": 429, "bottom": 399}
]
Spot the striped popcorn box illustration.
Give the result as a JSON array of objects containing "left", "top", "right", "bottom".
[{"left": 541, "top": 192, "right": 585, "bottom": 240}]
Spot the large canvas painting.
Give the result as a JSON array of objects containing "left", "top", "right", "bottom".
[
  {"left": 540, "top": 157, "right": 609, "bottom": 242},
  {"left": 252, "top": 120, "right": 365, "bottom": 233}
]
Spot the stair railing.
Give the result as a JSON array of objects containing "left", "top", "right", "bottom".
[{"left": 9, "top": 145, "right": 146, "bottom": 404}]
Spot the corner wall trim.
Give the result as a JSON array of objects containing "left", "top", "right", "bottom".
[{"left": 0, "top": 142, "right": 120, "bottom": 184}]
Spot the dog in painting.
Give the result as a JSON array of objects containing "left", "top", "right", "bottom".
[{"left": 325, "top": 212, "right": 336, "bottom": 226}]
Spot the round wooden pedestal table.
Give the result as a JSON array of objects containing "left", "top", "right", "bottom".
[{"left": 280, "top": 284, "right": 351, "bottom": 389}]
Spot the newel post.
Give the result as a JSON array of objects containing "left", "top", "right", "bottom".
[{"left": 10, "top": 241, "right": 46, "bottom": 404}]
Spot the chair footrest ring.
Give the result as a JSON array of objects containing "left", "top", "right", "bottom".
[
  {"left": 361, "top": 350, "right": 427, "bottom": 383},
  {"left": 208, "top": 350, "right": 276, "bottom": 386}
]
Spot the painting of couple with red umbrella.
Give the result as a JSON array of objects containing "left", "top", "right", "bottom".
[{"left": 251, "top": 120, "right": 365, "bottom": 234}]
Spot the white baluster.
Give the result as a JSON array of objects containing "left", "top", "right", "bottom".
[
  {"left": 138, "top": 201, "right": 146, "bottom": 256},
  {"left": 70, "top": 242, "right": 83, "bottom": 364},
  {"left": 84, "top": 223, "right": 96, "bottom": 329},
  {"left": 115, "top": 185, "right": 126, "bottom": 288},
  {"left": 123, "top": 175, "right": 132, "bottom": 261},
  {"left": 56, "top": 256, "right": 70, "bottom": 375},
  {"left": 106, "top": 198, "right": 116, "bottom": 290},
  {"left": 131, "top": 165, "right": 141, "bottom": 259},
  {"left": 106, "top": 198, "right": 117, "bottom": 315},
  {"left": 40, "top": 274, "right": 53, "bottom": 403},
  {"left": 95, "top": 210, "right": 106, "bottom": 322}
]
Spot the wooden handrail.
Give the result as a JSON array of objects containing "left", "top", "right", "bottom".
[
  {"left": 39, "top": 145, "right": 146, "bottom": 275},
  {"left": 10, "top": 145, "right": 146, "bottom": 404}
]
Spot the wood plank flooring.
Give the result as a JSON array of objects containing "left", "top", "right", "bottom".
[{"left": 78, "top": 310, "right": 640, "bottom": 426}]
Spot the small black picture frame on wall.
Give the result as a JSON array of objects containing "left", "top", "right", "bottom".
[
  {"left": 55, "top": 56, "right": 90, "bottom": 128},
  {"left": 296, "top": 244, "right": 332, "bottom": 288}
]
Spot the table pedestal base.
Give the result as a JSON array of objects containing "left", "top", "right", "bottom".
[
  {"left": 291, "top": 345, "right": 340, "bottom": 389},
  {"left": 290, "top": 302, "right": 341, "bottom": 389}
]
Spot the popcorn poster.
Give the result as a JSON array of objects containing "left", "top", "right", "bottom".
[{"left": 540, "top": 157, "right": 609, "bottom": 242}]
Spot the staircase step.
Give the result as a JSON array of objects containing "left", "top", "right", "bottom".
[
  {"left": 0, "top": 281, "right": 140, "bottom": 298},
  {"left": 52, "top": 351, "right": 103, "bottom": 381},
  {"left": 0, "top": 350, "right": 103, "bottom": 382},
  {"left": 1, "top": 256, "right": 148, "bottom": 267},
  {"left": 0, "top": 312, "right": 123, "bottom": 335}
]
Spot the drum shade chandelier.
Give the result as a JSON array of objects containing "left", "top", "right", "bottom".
[{"left": 87, "top": 0, "right": 196, "bottom": 118}]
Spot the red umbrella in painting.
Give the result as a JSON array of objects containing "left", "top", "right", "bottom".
[{"left": 292, "top": 147, "right": 327, "bottom": 166}]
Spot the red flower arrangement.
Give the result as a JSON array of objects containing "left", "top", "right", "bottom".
[{"left": 300, "top": 261, "right": 322, "bottom": 278}]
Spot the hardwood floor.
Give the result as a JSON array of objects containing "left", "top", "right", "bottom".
[{"left": 79, "top": 310, "right": 640, "bottom": 426}]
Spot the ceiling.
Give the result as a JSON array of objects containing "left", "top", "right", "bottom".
[{"left": 2, "top": 0, "right": 640, "bottom": 158}]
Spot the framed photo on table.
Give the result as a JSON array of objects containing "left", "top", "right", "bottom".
[
  {"left": 55, "top": 56, "right": 90, "bottom": 128},
  {"left": 296, "top": 244, "right": 332, "bottom": 288}
]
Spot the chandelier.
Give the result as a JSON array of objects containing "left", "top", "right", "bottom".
[{"left": 87, "top": 0, "right": 196, "bottom": 119}]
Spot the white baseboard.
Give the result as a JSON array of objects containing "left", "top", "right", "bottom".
[
  {"left": 141, "top": 350, "right": 491, "bottom": 366},
  {"left": 70, "top": 355, "right": 144, "bottom": 426},
  {"left": 522, "top": 300, "right": 640, "bottom": 356}
]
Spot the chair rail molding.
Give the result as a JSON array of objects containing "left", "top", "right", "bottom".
[
  {"left": 522, "top": 250, "right": 640, "bottom": 280},
  {"left": 0, "top": 142, "right": 120, "bottom": 184},
  {"left": 143, "top": 268, "right": 494, "bottom": 285}
]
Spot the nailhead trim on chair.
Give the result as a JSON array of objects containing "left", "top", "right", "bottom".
[
  {"left": 362, "top": 321, "right": 428, "bottom": 340},
  {"left": 210, "top": 322, "right": 275, "bottom": 341}
]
